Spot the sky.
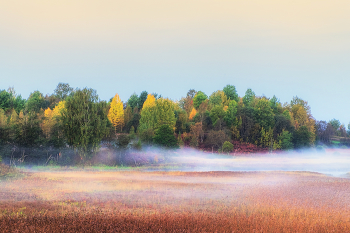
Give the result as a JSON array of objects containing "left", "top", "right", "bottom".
[{"left": 0, "top": 0, "right": 349, "bottom": 124}]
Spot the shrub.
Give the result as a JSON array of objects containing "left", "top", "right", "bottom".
[
  {"left": 222, "top": 141, "right": 234, "bottom": 153},
  {"left": 153, "top": 124, "right": 178, "bottom": 148}
]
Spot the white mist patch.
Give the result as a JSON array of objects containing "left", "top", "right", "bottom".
[{"left": 166, "top": 148, "right": 350, "bottom": 177}]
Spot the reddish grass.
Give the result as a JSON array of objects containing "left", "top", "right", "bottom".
[{"left": 1, "top": 171, "right": 350, "bottom": 232}]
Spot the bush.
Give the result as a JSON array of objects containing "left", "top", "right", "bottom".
[
  {"left": 222, "top": 141, "right": 234, "bottom": 153},
  {"left": 153, "top": 125, "right": 178, "bottom": 148}
]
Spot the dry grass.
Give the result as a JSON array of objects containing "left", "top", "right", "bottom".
[{"left": 1, "top": 170, "right": 350, "bottom": 232}]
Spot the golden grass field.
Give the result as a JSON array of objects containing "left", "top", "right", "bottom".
[{"left": 1, "top": 169, "right": 350, "bottom": 232}]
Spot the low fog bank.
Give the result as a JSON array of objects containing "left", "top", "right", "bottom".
[
  {"left": 151, "top": 148, "right": 350, "bottom": 177},
  {"left": 3, "top": 144, "right": 350, "bottom": 177}
]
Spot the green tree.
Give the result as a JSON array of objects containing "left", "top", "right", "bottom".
[
  {"left": 223, "top": 84, "right": 239, "bottom": 102},
  {"left": 26, "top": 91, "right": 48, "bottom": 113},
  {"left": 254, "top": 98, "right": 275, "bottom": 130},
  {"left": 0, "top": 90, "right": 13, "bottom": 112},
  {"left": 278, "top": 130, "right": 293, "bottom": 150},
  {"left": 293, "top": 126, "right": 311, "bottom": 148},
  {"left": 193, "top": 91, "right": 208, "bottom": 109},
  {"left": 209, "top": 105, "right": 226, "bottom": 129},
  {"left": 222, "top": 141, "right": 234, "bottom": 153},
  {"left": 54, "top": 83, "right": 74, "bottom": 100},
  {"left": 61, "top": 88, "right": 108, "bottom": 161},
  {"left": 154, "top": 98, "right": 176, "bottom": 130},
  {"left": 329, "top": 119, "right": 341, "bottom": 131},
  {"left": 153, "top": 124, "right": 178, "bottom": 148},
  {"left": 224, "top": 100, "right": 238, "bottom": 127},
  {"left": 242, "top": 88, "right": 255, "bottom": 107},
  {"left": 209, "top": 90, "right": 227, "bottom": 107},
  {"left": 127, "top": 93, "right": 139, "bottom": 110},
  {"left": 138, "top": 91, "right": 148, "bottom": 110}
]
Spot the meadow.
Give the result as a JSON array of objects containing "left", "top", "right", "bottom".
[{"left": 1, "top": 168, "right": 350, "bottom": 232}]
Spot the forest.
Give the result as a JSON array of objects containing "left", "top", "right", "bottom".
[{"left": 0, "top": 83, "right": 348, "bottom": 166}]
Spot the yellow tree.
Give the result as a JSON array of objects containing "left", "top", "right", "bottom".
[
  {"left": 41, "top": 108, "right": 54, "bottom": 138},
  {"left": 108, "top": 94, "right": 124, "bottom": 133},
  {"left": 41, "top": 101, "right": 66, "bottom": 139},
  {"left": 189, "top": 108, "right": 197, "bottom": 120}
]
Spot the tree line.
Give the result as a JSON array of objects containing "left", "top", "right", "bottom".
[{"left": 0, "top": 83, "right": 348, "bottom": 165}]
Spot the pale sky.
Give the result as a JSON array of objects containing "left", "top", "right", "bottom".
[{"left": 0, "top": 0, "right": 349, "bottom": 124}]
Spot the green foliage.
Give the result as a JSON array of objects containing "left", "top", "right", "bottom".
[
  {"left": 223, "top": 85, "right": 239, "bottom": 102},
  {"left": 209, "top": 105, "right": 225, "bottom": 127},
  {"left": 329, "top": 119, "right": 341, "bottom": 131},
  {"left": 224, "top": 100, "right": 238, "bottom": 127},
  {"left": 278, "top": 130, "right": 293, "bottom": 150},
  {"left": 193, "top": 91, "right": 208, "bottom": 109},
  {"left": 293, "top": 126, "right": 311, "bottom": 148},
  {"left": 61, "top": 88, "right": 108, "bottom": 160},
  {"left": 254, "top": 98, "right": 275, "bottom": 130},
  {"left": 129, "top": 126, "right": 136, "bottom": 139},
  {"left": 54, "top": 83, "right": 73, "bottom": 100},
  {"left": 138, "top": 91, "right": 148, "bottom": 110},
  {"left": 117, "top": 134, "right": 130, "bottom": 149},
  {"left": 269, "top": 95, "right": 281, "bottom": 114},
  {"left": 26, "top": 91, "right": 48, "bottom": 113},
  {"left": 153, "top": 124, "right": 178, "bottom": 148},
  {"left": 154, "top": 98, "right": 176, "bottom": 130},
  {"left": 209, "top": 90, "right": 227, "bottom": 106},
  {"left": 260, "top": 127, "right": 274, "bottom": 148},
  {"left": 242, "top": 88, "right": 255, "bottom": 106},
  {"left": 139, "top": 127, "right": 155, "bottom": 143},
  {"left": 127, "top": 93, "right": 139, "bottom": 110},
  {"left": 0, "top": 90, "right": 13, "bottom": 112},
  {"left": 222, "top": 141, "right": 234, "bottom": 153}
]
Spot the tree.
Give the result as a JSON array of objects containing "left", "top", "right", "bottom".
[
  {"left": 154, "top": 98, "right": 176, "bottom": 130},
  {"left": 278, "top": 130, "right": 293, "bottom": 150},
  {"left": 187, "top": 89, "right": 196, "bottom": 98},
  {"left": 153, "top": 124, "right": 178, "bottom": 148},
  {"left": 209, "top": 90, "right": 228, "bottom": 107},
  {"left": 329, "top": 119, "right": 341, "bottom": 131},
  {"left": 138, "top": 94, "right": 156, "bottom": 136},
  {"left": 26, "top": 91, "right": 48, "bottom": 113},
  {"left": 108, "top": 94, "right": 124, "bottom": 133},
  {"left": 209, "top": 105, "right": 226, "bottom": 129},
  {"left": 193, "top": 91, "right": 208, "bottom": 109},
  {"left": 127, "top": 93, "right": 139, "bottom": 110},
  {"left": 242, "top": 88, "right": 255, "bottom": 107},
  {"left": 61, "top": 88, "right": 108, "bottom": 161},
  {"left": 293, "top": 126, "right": 311, "bottom": 148},
  {"left": 224, "top": 100, "right": 238, "bottom": 127},
  {"left": 222, "top": 141, "right": 234, "bottom": 153},
  {"left": 0, "top": 90, "right": 13, "bottom": 112},
  {"left": 190, "top": 122, "right": 204, "bottom": 145},
  {"left": 138, "top": 91, "right": 148, "bottom": 110},
  {"left": 189, "top": 108, "right": 197, "bottom": 120},
  {"left": 254, "top": 98, "right": 275, "bottom": 130},
  {"left": 205, "top": 130, "right": 229, "bottom": 152},
  {"left": 54, "top": 83, "right": 73, "bottom": 100},
  {"left": 223, "top": 84, "right": 239, "bottom": 103}
]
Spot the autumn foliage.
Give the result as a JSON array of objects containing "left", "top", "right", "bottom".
[{"left": 108, "top": 94, "right": 124, "bottom": 133}]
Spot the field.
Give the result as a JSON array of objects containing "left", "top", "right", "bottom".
[{"left": 1, "top": 168, "right": 350, "bottom": 232}]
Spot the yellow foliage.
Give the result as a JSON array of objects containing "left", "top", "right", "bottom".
[
  {"left": 223, "top": 106, "right": 228, "bottom": 112},
  {"left": 52, "top": 101, "right": 65, "bottom": 119},
  {"left": 142, "top": 94, "right": 156, "bottom": 110},
  {"left": 189, "top": 108, "right": 197, "bottom": 120},
  {"left": 0, "top": 109, "right": 7, "bottom": 127},
  {"left": 108, "top": 94, "right": 124, "bottom": 132}
]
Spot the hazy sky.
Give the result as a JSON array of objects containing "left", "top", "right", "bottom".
[{"left": 1, "top": 1, "right": 349, "bottom": 124}]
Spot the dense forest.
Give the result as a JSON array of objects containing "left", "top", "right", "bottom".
[{"left": 0, "top": 83, "right": 349, "bottom": 166}]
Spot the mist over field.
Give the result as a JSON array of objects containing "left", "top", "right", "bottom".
[{"left": 165, "top": 148, "right": 350, "bottom": 177}]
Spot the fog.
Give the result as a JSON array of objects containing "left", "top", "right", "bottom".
[{"left": 143, "top": 148, "right": 350, "bottom": 177}]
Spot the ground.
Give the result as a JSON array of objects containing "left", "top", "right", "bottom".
[{"left": 1, "top": 169, "right": 350, "bottom": 232}]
